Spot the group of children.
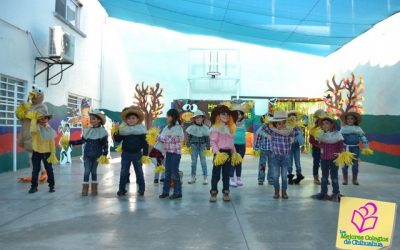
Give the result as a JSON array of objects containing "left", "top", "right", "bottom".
[{"left": 25, "top": 103, "right": 369, "bottom": 203}]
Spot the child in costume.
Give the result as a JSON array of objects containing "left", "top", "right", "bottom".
[
  {"left": 209, "top": 105, "right": 241, "bottom": 202},
  {"left": 309, "top": 109, "right": 327, "bottom": 185},
  {"left": 287, "top": 111, "right": 305, "bottom": 185},
  {"left": 28, "top": 109, "right": 58, "bottom": 194},
  {"left": 230, "top": 104, "right": 246, "bottom": 187},
  {"left": 254, "top": 113, "right": 273, "bottom": 185},
  {"left": 113, "top": 106, "right": 148, "bottom": 196},
  {"left": 310, "top": 116, "right": 344, "bottom": 202},
  {"left": 158, "top": 109, "right": 184, "bottom": 200},
  {"left": 149, "top": 139, "right": 166, "bottom": 183},
  {"left": 185, "top": 110, "right": 210, "bottom": 185},
  {"left": 340, "top": 111, "right": 369, "bottom": 185},
  {"left": 262, "top": 111, "right": 297, "bottom": 200},
  {"left": 70, "top": 110, "right": 108, "bottom": 196}
]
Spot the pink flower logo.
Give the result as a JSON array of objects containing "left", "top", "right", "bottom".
[{"left": 351, "top": 202, "right": 378, "bottom": 233}]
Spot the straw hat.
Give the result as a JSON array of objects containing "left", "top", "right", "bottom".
[
  {"left": 37, "top": 109, "right": 53, "bottom": 120},
  {"left": 210, "top": 105, "right": 238, "bottom": 124},
  {"left": 340, "top": 111, "right": 362, "bottom": 124},
  {"left": 288, "top": 110, "right": 299, "bottom": 117},
  {"left": 231, "top": 103, "right": 244, "bottom": 114},
  {"left": 89, "top": 110, "right": 106, "bottom": 125},
  {"left": 313, "top": 109, "right": 327, "bottom": 119},
  {"left": 269, "top": 110, "right": 288, "bottom": 122},
  {"left": 320, "top": 115, "right": 337, "bottom": 129},
  {"left": 121, "top": 106, "right": 144, "bottom": 124}
]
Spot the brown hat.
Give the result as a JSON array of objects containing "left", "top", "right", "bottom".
[
  {"left": 210, "top": 105, "right": 238, "bottom": 124},
  {"left": 121, "top": 106, "right": 144, "bottom": 124},
  {"left": 89, "top": 110, "right": 106, "bottom": 125},
  {"left": 340, "top": 111, "right": 362, "bottom": 124}
]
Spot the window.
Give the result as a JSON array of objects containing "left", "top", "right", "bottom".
[
  {"left": 67, "top": 93, "right": 91, "bottom": 128},
  {"left": 55, "top": 0, "right": 81, "bottom": 28},
  {"left": 0, "top": 75, "right": 26, "bottom": 126}
]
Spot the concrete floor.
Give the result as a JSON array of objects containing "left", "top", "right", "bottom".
[{"left": 0, "top": 154, "right": 399, "bottom": 250}]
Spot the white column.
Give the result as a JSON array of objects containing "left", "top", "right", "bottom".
[{"left": 12, "top": 83, "right": 17, "bottom": 172}]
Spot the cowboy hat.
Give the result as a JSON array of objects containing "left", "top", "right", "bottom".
[
  {"left": 37, "top": 109, "right": 53, "bottom": 120},
  {"left": 192, "top": 110, "right": 206, "bottom": 119},
  {"left": 89, "top": 110, "right": 106, "bottom": 125},
  {"left": 340, "top": 111, "right": 362, "bottom": 124},
  {"left": 313, "top": 109, "right": 327, "bottom": 119},
  {"left": 320, "top": 115, "right": 337, "bottom": 129},
  {"left": 269, "top": 110, "right": 288, "bottom": 122},
  {"left": 288, "top": 110, "right": 300, "bottom": 117},
  {"left": 121, "top": 106, "right": 144, "bottom": 124},
  {"left": 231, "top": 103, "right": 244, "bottom": 114},
  {"left": 210, "top": 105, "right": 238, "bottom": 124}
]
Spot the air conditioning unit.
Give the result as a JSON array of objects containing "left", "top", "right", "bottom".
[{"left": 48, "top": 26, "right": 75, "bottom": 63}]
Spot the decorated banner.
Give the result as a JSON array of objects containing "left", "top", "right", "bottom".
[{"left": 336, "top": 197, "right": 397, "bottom": 249}]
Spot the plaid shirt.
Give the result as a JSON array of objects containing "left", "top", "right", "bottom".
[
  {"left": 158, "top": 135, "right": 182, "bottom": 154},
  {"left": 254, "top": 126, "right": 271, "bottom": 151},
  {"left": 264, "top": 126, "right": 296, "bottom": 156}
]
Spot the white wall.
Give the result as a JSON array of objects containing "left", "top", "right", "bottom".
[
  {"left": 0, "top": 0, "right": 107, "bottom": 108},
  {"left": 325, "top": 13, "right": 400, "bottom": 115},
  {"left": 102, "top": 18, "right": 326, "bottom": 114}
]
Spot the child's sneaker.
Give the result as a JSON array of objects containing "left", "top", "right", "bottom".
[
  {"left": 202, "top": 176, "right": 208, "bottom": 185},
  {"left": 138, "top": 190, "right": 145, "bottom": 196},
  {"left": 288, "top": 174, "right": 295, "bottom": 185},
  {"left": 49, "top": 187, "right": 55, "bottom": 193},
  {"left": 258, "top": 181, "right": 264, "bottom": 186},
  {"left": 222, "top": 190, "right": 231, "bottom": 202},
  {"left": 331, "top": 193, "right": 343, "bottom": 203},
  {"left": 188, "top": 175, "right": 196, "bottom": 184},
  {"left": 169, "top": 193, "right": 182, "bottom": 200},
  {"left": 160, "top": 178, "right": 165, "bottom": 182},
  {"left": 313, "top": 176, "right": 321, "bottom": 185},
  {"left": 209, "top": 191, "right": 217, "bottom": 202},
  {"left": 28, "top": 187, "right": 38, "bottom": 194},
  {"left": 281, "top": 190, "right": 288, "bottom": 199},
  {"left": 159, "top": 193, "right": 169, "bottom": 199},
  {"left": 311, "top": 193, "right": 331, "bottom": 201},
  {"left": 154, "top": 179, "right": 159, "bottom": 184},
  {"left": 293, "top": 174, "right": 304, "bottom": 184},
  {"left": 117, "top": 190, "right": 127, "bottom": 196},
  {"left": 229, "top": 177, "right": 237, "bottom": 187},
  {"left": 236, "top": 177, "right": 243, "bottom": 186}
]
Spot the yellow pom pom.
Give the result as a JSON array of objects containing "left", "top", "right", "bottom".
[
  {"left": 296, "top": 120, "right": 306, "bottom": 128},
  {"left": 310, "top": 127, "right": 323, "bottom": 140},
  {"left": 141, "top": 155, "right": 151, "bottom": 165},
  {"left": 203, "top": 149, "right": 213, "bottom": 157},
  {"left": 47, "top": 153, "right": 59, "bottom": 164},
  {"left": 146, "top": 128, "right": 160, "bottom": 147},
  {"left": 181, "top": 145, "right": 192, "bottom": 155},
  {"left": 253, "top": 150, "right": 261, "bottom": 157},
  {"left": 213, "top": 152, "right": 229, "bottom": 166},
  {"left": 155, "top": 164, "right": 165, "bottom": 174},
  {"left": 231, "top": 152, "right": 243, "bottom": 166},
  {"left": 97, "top": 155, "right": 110, "bottom": 165},
  {"left": 115, "top": 144, "right": 123, "bottom": 154},
  {"left": 111, "top": 122, "right": 119, "bottom": 135},
  {"left": 334, "top": 151, "right": 356, "bottom": 167},
  {"left": 59, "top": 135, "right": 69, "bottom": 149},
  {"left": 16, "top": 102, "right": 31, "bottom": 119},
  {"left": 361, "top": 148, "right": 374, "bottom": 156},
  {"left": 25, "top": 111, "right": 40, "bottom": 120}
]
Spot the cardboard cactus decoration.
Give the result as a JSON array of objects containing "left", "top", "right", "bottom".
[
  {"left": 134, "top": 82, "right": 164, "bottom": 129},
  {"left": 324, "top": 73, "right": 365, "bottom": 116}
]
